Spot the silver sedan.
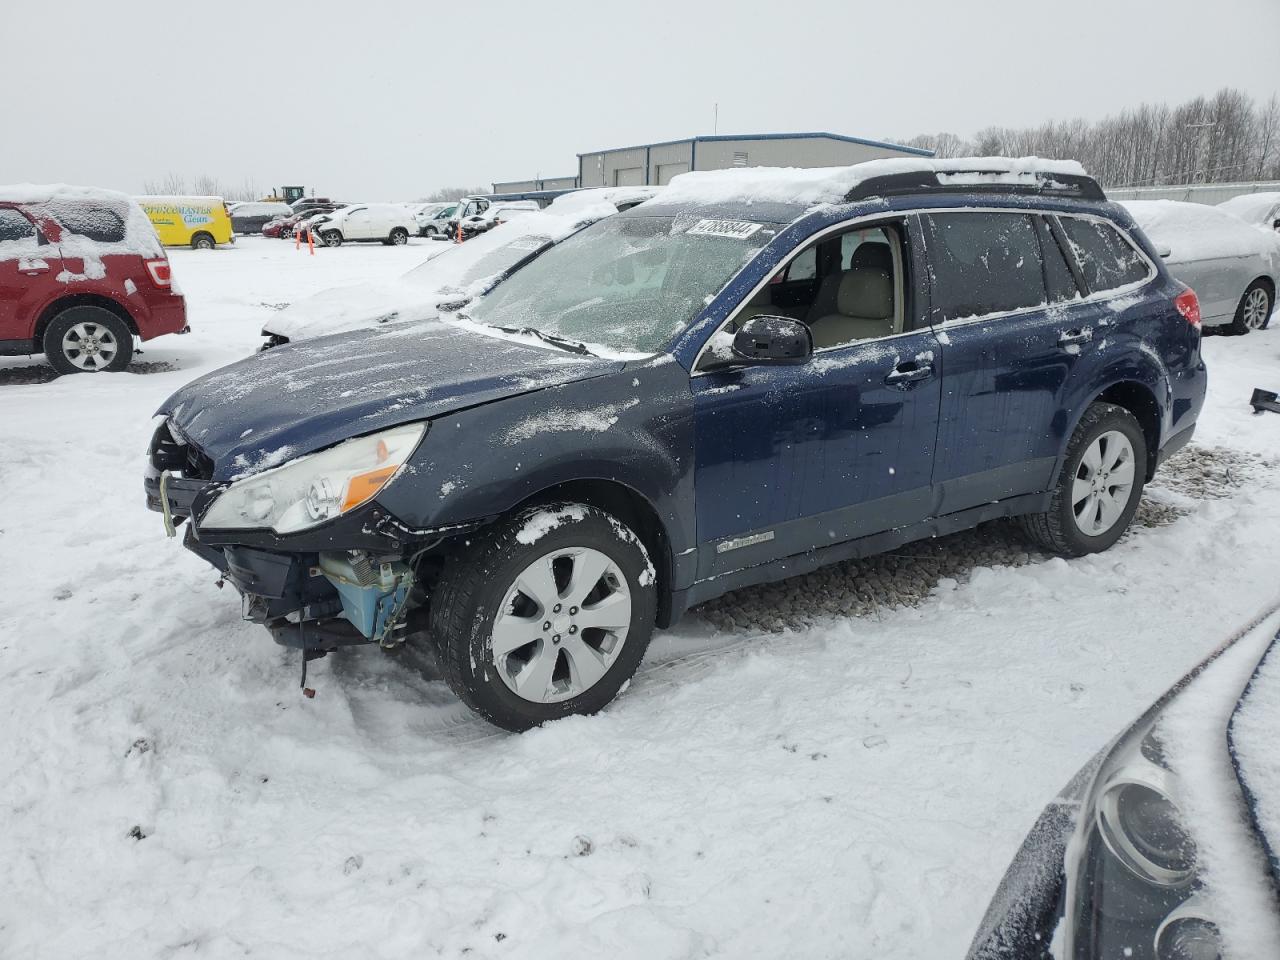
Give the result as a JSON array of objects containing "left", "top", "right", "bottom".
[{"left": 1123, "top": 199, "right": 1279, "bottom": 334}]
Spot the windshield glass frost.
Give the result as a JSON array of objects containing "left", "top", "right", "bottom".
[
  {"left": 467, "top": 214, "right": 775, "bottom": 353},
  {"left": 403, "top": 234, "right": 551, "bottom": 294}
]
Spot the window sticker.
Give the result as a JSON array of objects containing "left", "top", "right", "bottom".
[{"left": 686, "top": 218, "right": 763, "bottom": 240}]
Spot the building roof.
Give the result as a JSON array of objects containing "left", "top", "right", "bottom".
[{"left": 577, "top": 131, "right": 934, "bottom": 158}]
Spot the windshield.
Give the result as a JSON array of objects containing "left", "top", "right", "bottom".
[
  {"left": 402, "top": 233, "right": 552, "bottom": 294},
  {"left": 467, "top": 213, "right": 776, "bottom": 353}
]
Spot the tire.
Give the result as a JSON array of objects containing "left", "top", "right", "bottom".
[
  {"left": 389, "top": 227, "right": 409, "bottom": 245},
  {"left": 322, "top": 230, "right": 343, "bottom": 248},
  {"left": 424, "top": 226, "right": 439, "bottom": 238},
  {"left": 428, "top": 503, "right": 657, "bottom": 731},
  {"left": 191, "top": 232, "right": 215, "bottom": 250},
  {"left": 1227, "top": 280, "right": 1272, "bottom": 335},
  {"left": 1019, "top": 402, "right": 1148, "bottom": 557},
  {"left": 42, "top": 305, "right": 134, "bottom": 374}
]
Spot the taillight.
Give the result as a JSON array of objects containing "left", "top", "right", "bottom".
[
  {"left": 1174, "top": 287, "right": 1201, "bottom": 326},
  {"left": 145, "top": 259, "right": 172, "bottom": 287}
]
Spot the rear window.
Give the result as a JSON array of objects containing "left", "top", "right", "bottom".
[
  {"left": 926, "top": 212, "right": 1046, "bottom": 321},
  {"left": 1058, "top": 216, "right": 1149, "bottom": 293},
  {"left": 42, "top": 201, "right": 127, "bottom": 243},
  {"left": 0, "top": 208, "right": 36, "bottom": 243}
]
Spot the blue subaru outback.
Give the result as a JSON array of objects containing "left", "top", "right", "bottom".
[{"left": 145, "top": 158, "right": 1207, "bottom": 730}]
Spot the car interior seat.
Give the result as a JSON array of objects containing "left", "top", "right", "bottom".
[{"left": 806, "top": 242, "right": 896, "bottom": 348}]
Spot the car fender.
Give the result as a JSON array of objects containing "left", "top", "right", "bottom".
[{"left": 374, "top": 358, "right": 697, "bottom": 582}]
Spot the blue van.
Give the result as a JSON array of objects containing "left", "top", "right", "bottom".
[{"left": 146, "top": 158, "right": 1206, "bottom": 730}]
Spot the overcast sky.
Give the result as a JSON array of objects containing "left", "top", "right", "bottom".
[{"left": 5, "top": 0, "right": 1278, "bottom": 200}]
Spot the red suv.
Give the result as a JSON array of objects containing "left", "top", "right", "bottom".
[{"left": 0, "top": 186, "right": 188, "bottom": 374}]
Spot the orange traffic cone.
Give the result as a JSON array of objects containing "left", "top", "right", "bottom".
[
  {"left": 307, "top": 229, "right": 315, "bottom": 255},
  {"left": 295, "top": 227, "right": 301, "bottom": 250}
]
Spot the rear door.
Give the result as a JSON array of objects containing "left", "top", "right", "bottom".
[
  {"left": 924, "top": 209, "right": 1098, "bottom": 513},
  {"left": 0, "top": 206, "right": 62, "bottom": 344}
]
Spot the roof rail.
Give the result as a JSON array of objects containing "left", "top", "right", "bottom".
[{"left": 844, "top": 168, "right": 1106, "bottom": 203}]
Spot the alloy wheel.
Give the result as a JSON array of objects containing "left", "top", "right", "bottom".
[
  {"left": 61, "top": 321, "right": 120, "bottom": 371},
  {"left": 491, "top": 546, "right": 632, "bottom": 703},
  {"left": 1072, "top": 430, "right": 1136, "bottom": 536},
  {"left": 1243, "top": 287, "right": 1270, "bottom": 330}
]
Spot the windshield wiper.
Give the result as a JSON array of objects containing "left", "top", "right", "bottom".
[{"left": 491, "top": 324, "right": 593, "bottom": 356}]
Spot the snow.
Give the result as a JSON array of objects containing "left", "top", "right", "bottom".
[
  {"left": 1229, "top": 634, "right": 1280, "bottom": 905},
  {"left": 1, "top": 237, "right": 1280, "bottom": 959},
  {"left": 1217, "top": 191, "right": 1280, "bottom": 229},
  {"left": 515, "top": 504, "right": 588, "bottom": 545},
  {"left": 1121, "top": 199, "right": 1280, "bottom": 263},
  {"left": 660, "top": 156, "right": 1087, "bottom": 208},
  {"left": 0, "top": 182, "right": 164, "bottom": 263}
]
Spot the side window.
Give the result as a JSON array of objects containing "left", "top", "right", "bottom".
[
  {"left": 0, "top": 208, "right": 37, "bottom": 245},
  {"left": 926, "top": 212, "right": 1045, "bottom": 321},
  {"left": 1058, "top": 216, "right": 1149, "bottom": 293},
  {"left": 43, "top": 203, "right": 126, "bottom": 243},
  {"left": 1035, "top": 217, "right": 1081, "bottom": 303},
  {"left": 718, "top": 221, "right": 907, "bottom": 355}
]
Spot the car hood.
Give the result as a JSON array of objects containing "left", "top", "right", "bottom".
[
  {"left": 157, "top": 319, "right": 622, "bottom": 481},
  {"left": 263, "top": 279, "right": 457, "bottom": 342},
  {"left": 1229, "top": 630, "right": 1280, "bottom": 895}
]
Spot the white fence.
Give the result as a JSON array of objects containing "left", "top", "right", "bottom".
[{"left": 1103, "top": 180, "right": 1280, "bottom": 205}]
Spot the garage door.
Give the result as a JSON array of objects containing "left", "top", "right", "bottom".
[
  {"left": 613, "top": 167, "right": 644, "bottom": 187},
  {"left": 656, "top": 162, "right": 690, "bottom": 185}
]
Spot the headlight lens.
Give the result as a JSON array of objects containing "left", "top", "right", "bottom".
[{"left": 199, "top": 422, "right": 425, "bottom": 534}]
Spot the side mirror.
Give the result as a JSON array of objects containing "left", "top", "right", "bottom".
[
  {"left": 732, "top": 315, "right": 813, "bottom": 364},
  {"left": 1155, "top": 244, "right": 1172, "bottom": 259}
]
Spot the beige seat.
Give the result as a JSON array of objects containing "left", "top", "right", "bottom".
[{"left": 806, "top": 244, "right": 896, "bottom": 349}]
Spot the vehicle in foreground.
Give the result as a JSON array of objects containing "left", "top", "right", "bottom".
[
  {"left": 1, "top": 184, "right": 187, "bottom": 373},
  {"left": 261, "top": 187, "right": 659, "bottom": 345},
  {"left": 135, "top": 195, "right": 234, "bottom": 249},
  {"left": 1217, "top": 190, "right": 1280, "bottom": 233},
  {"left": 307, "top": 203, "right": 415, "bottom": 247},
  {"left": 1122, "top": 199, "right": 1278, "bottom": 334},
  {"left": 227, "top": 201, "right": 292, "bottom": 235},
  {"left": 967, "top": 612, "right": 1280, "bottom": 959},
  {"left": 146, "top": 158, "right": 1205, "bottom": 730}
]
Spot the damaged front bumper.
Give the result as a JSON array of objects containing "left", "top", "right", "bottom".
[{"left": 143, "top": 453, "right": 473, "bottom": 655}]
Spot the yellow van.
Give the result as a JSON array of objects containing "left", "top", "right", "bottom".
[{"left": 135, "top": 196, "right": 234, "bottom": 249}]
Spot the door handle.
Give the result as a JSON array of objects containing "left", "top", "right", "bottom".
[
  {"left": 884, "top": 361, "right": 934, "bottom": 386},
  {"left": 1057, "top": 328, "right": 1094, "bottom": 348}
]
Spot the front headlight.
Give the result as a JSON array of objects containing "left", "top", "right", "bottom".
[{"left": 198, "top": 422, "right": 425, "bottom": 534}]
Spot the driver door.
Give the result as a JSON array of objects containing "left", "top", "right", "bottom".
[
  {"left": 690, "top": 218, "right": 942, "bottom": 580},
  {"left": 343, "top": 207, "right": 371, "bottom": 239}
]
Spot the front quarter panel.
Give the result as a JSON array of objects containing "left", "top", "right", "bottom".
[{"left": 374, "top": 357, "right": 697, "bottom": 568}]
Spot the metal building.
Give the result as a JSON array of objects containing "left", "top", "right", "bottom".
[{"left": 492, "top": 131, "right": 932, "bottom": 193}]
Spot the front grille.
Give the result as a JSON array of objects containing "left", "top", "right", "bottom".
[{"left": 149, "top": 420, "right": 215, "bottom": 480}]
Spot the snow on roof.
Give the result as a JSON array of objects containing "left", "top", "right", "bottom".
[
  {"left": 2, "top": 182, "right": 138, "bottom": 206},
  {"left": 1218, "top": 191, "right": 1280, "bottom": 227},
  {"left": 1122, "top": 199, "right": 1280, "bottom": 262},
  {"left": 659, "top": 156, "right": 1089, "bottom": 208},
  {"left": 0, "top": 182, "right": 163, "bottom": 265}
]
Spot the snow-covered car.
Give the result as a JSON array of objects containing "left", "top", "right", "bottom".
[
  {"left": 260, "top": 195, "right": 627, "bottom": 345},
  {"left": 1218, "top": 191, "right": 1280, "bottom": 233},
  {"left": 419, "top": 203, "right": 458, "bottom": 239},
  {"left": 967, "top": 613, "right": 1280, "bottom": 960},
  {"left": 1122, "top": 199, "right": 1279, "bottom": 334},
  {"left": 411, "top": 202, "right": 450, "bottom": 236},
  {"left": 308, "top": 203, "right": 415, "bottom": 247},
  {"left": 227, "top": 201, "right": 292, "bottom": 235}
]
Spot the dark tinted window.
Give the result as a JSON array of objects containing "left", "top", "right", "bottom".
[
  {"left": 1059, "top": 216, "right": 1148, "bottom": 292},
  {"left": 41, "top": 201, "right": 127, "bottom": 243},
  {"left": 0, "top": 208, "right": 36, "bottom": 243},
  {"left": 927, "top": 212, "right": 1046, "bottom": 321},
  {"left": 1036, "top": 217, "right": 1081, "bottom": 302}
]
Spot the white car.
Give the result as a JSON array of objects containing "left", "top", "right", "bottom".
[
  {"left": 1123, "top": 199, "right": 1280, "bottom": 334},
  {"left": 1218, "top": 191, "right": 1280, "bottom": 234},
  {"left": 261, "top": 189, "right": 658, "bottom": 345},
  {"left": 309, "top": 203, "right": 416, "bottom": 247}
]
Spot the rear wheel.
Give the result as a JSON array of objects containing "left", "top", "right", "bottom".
[
  {"left": 191, "top": 232, "right": 215, "bottom": 250},
  {"left": 1227, "top": 281, "right": 1272, "bottom": 335},
  {"left": 428, "top": 503, "right": 657, "bottom": 731},
  {"left": 42, "top": 306, "right": 134, "bottom": 374},
  {"left": 322, "top": 230, "right": 343, "bottom": 247},
  {"left": 1019, "top": 402, "right": 1147, "bottom": 557},
  {"left": 389, "top": 227, "right": 409, "bottom": 245},
  {"left": 424, "top": 225, "right": 439, "bottom": 238}
]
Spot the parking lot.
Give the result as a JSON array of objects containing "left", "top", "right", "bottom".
[{"left": 1, "top": 236, "right": 1277, "bottom": 958}]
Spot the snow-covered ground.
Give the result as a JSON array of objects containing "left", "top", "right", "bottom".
[{"left": 1, "top": 237, "right": 1278, "bottom": 959}]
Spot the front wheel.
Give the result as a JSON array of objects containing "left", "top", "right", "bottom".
[
  {"left": 1227, "top": 281, "right": 1272, "bottom": 335},
  {"left": 428, "top": 503, "right": 657, "bottom": 731},
  {"left": 43, "top": 306, "right": 134, "bottom": 374},
  {"left": 322, "top": 230, "right": 343, "bottom": 247},
  {"left": 1019, "top": 402, "right": 1148, "bottom": 557}
]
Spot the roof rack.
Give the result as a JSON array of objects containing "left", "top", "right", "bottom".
[{"left": 844, "top": 168, "right": 1106, "bottom": 203}]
